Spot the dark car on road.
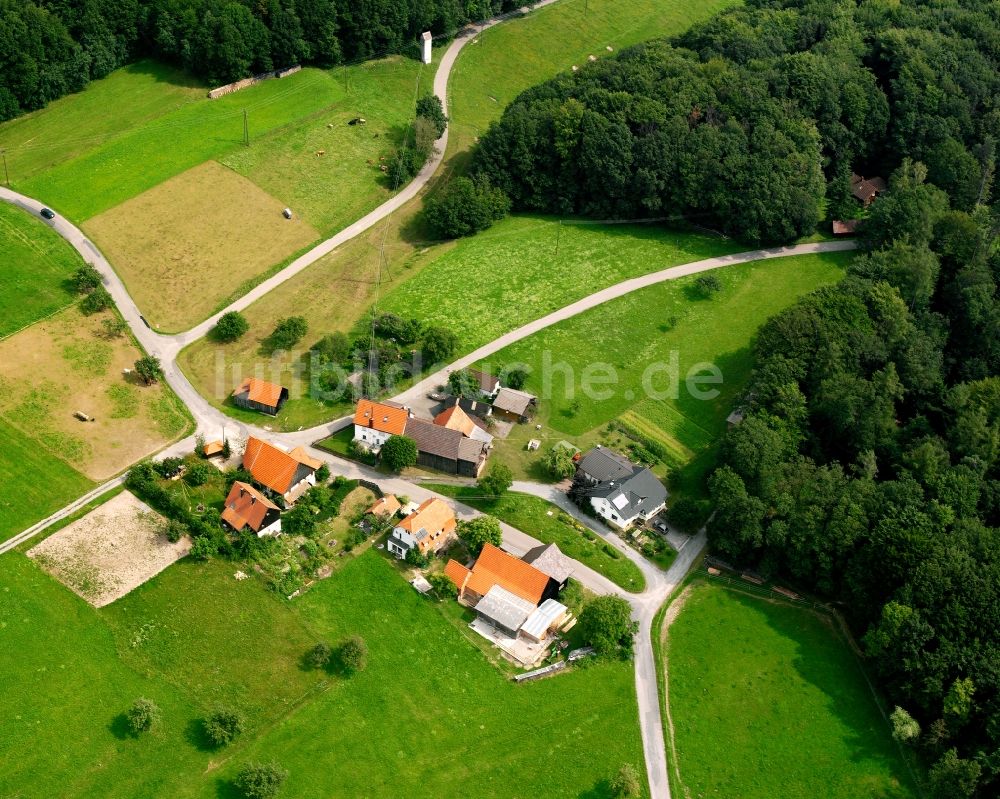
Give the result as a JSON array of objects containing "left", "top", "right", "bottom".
[{"left": 39, "top": 207, "right": 55, "bottom": 220}]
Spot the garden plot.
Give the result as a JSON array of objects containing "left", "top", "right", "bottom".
[{"left": 28, "top": 491, "right": 189, "bottom": 607}]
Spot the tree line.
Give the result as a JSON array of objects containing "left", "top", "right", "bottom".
[
  {"left": 0, "top": 0, "right": 529, "bottom": 122},
  {"left": 471, "top": 0, "right": 999, "bottom": 243},
  {"left": 708, "top": 158, "right": 1000, "bottom": 796}
]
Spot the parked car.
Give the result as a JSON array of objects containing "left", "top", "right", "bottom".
[
  {"left": 428, "top": 392, "right": 448, "bottom": 402},
  {"left": 39, "top": 207, "right": 55, "bottom": 220}
]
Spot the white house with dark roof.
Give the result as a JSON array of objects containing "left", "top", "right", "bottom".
[{"left": 577, "top": 447, "right": 668, "bottom": 530}]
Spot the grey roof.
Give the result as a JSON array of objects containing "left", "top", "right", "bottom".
[
  {"left": 520, "top": 599, "right": 568, "bottom": 640},
  {"left": 467, "top": 369, "right": 499, "bottom": 392},
  {"left": 474, "top": 585, "right": 535, "bottom": 631},
  {"left": 492, "top": 387, "right": 536, "bottom": 416},
  {"left": 590, "top": 465, "right": 668, "bottom": 521},
  {"left": 578, "top": 447, "right": 634, "bottom": 482},
  {"left": 522, "top": 543, "right": 574, "bottom": 583},
  {"left": 458, "top": 437, "right": 488, "bottom": 465},
  {"left": 404, "top": 418, "right": 465, "bottom": 459}
]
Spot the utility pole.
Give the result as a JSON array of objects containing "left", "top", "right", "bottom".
[
  {"left": 554, "top": 219, "right": 563, "bottom": 257},
  {"left": 1, "top": 150, "right": 8, "bottom": 187},
  {"left": 242, "top": 109, "right": 249, "bottom": 146}
]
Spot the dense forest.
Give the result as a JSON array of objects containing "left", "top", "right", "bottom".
[
  {"left": 0, "top": 0, "right": 526, "bottom": 121},
  {"left": 472, "top": 0, "right": 999, "bottom": 242}
]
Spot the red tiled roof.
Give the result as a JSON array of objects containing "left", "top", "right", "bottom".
[
  {"left": 433, "top": 404, "right": 477, "bottom": 437},
  {"left": 233, "top": 377, "right": 286, "bottom": 409},
  {"left": 397, "top": 498, "right": 456, "bottom": 536},
  {"left": 353, "top": 399, "right": 408, "bottom": 436},
  {"left": 368, "top": 494, "right": 401, "bottom": 517},
  {"left": 445, "top": 559, "right": 473, "bottom": 592},
  {"left": 461, "top": 543, "right": 549, "bottom": 605},
  {"left": 242, "top": 436, "right": 317, "bottom": 494},
  {"left": 221, "top": 481, "right": 279, "bottom": 532}
]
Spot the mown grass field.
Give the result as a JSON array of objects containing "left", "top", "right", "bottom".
[
  {"left": 84, "top": 161, "right": 320, "bottom": 331},
  {"left": 479, "top": 251, "right": 850, "bottom": 496},
  {"left": 665, "top": 582, "right": 918, "bottom": 799},
  {"left": 0, "top": 203, "right": 81, "bottom": 336},
  {"left": 0, "top": 550, "right": 646, "bottom": 798},
  {"left": 379, "top": 217, "right": 743, "bottom": 352},
  {"left": 428, "top": 484, "right": 647, "bottom": 592},
  {"left": 447, "top": 0, "right": 738, "bottom": 157}
]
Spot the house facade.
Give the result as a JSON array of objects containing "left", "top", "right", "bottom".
[
  {"left": 353, "top": 399, "right": 409, "bottom": 451},
  {"left": 387, "top": 497, "right": 456, "bottom": 559}
]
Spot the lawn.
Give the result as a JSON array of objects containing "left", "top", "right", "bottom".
[
  {"left": 0, "top": 306, "right": 191, "bottom": 480},
  {"left": 664, "top": 582, "right": 918, "bottom": 798},
  {"left": 0, "top": 549, "right": 647, "bottom": 798},
  {"left": 0, "top": 416, "right": 93, "bottom": 542},
  {"left": 378, "top": 216, "right": 744, "bottom": 352},
  {"left": 477, "top": 251, "right": 851, "bottom": 496},
  {"left": 83, "top": 161, "right": 320, "bottom": 331},
  {"left": 448, "top": 0, "right": 738, "bottom": 158},
  {"left": 0, "top": 203, "right": 82, "bottom": 337},
  {"left": 428, "top": 483, "right": 647, "bottom": 593}
]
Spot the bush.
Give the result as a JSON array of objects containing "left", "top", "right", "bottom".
[
  {"left": 503, "top": 367, "right": 528, "bottom": 390},
  {"left": 416, "top": 93, "right": 448, "bottom": 138},
  {"left": 457, "top": 515, "right": 502, "bottom": 555},
  {"left": 447, "top": 369, "right": 480, "bottom": 398},
  {"left": 184, "top": 461, "right": 212, "bottom": 486},
  {"left": 101, "top": 316, "right": 128, "bottom": 338},
  {"left": 337, "top": 636, "right": 368, "bottom": 674},
  {"left": 310, "top": 332, "right": 351, "bottom": 365},
  {"left": 213, "top": 311, "right": 249, "bottom": 342},
  {"left": 380, "top": 435, "right": 418, "bottom": 472},
  {"left": 610, "top": 763, "right": 641, "bottom": 798},
  {"left": 72, "top": 263, "right": 102, "bottom": 293},
  {"left": 306, "top": 642, "right": 332, "bottom": 670},
  {"left": 125, "top": 697, "right": 160, "bottom": 735},
  {"left": 420, "top": 326, "right": 457, "bottom": 365},
  {"left": 542, "top": 446, "right": 577, "bottom": 479},
  {"left": 579, "top": 595, "right": 638, "bottom": 658},
  {"left": 478, "top": 463, "right": 513, "bottom": 498},
  {"left": 164, "top": 519, "right": 187, "bottom": 543},
  {"left": 203, "top": 706, "right": 245, "bottom": 747},
  {"left": 405, "top": 547, "right": 429, "bottom": 568},
  {"left": 424, "top": 176, "right": 510, "bottom": 239},
  {"left": 134, "top": 355, "right": 162, "bottom": 385},
  {"left": 268, "top": 316, "right": 308, "bottom": 352},
  {"left": 428, "top": 571, "right": 458, "bottom": 598},
  {"left": 667, "top": 497, "right": 706, "bottom": 533},
  {"left": 235, "top": 761, "right": 288, "bottom": 799},
  {"left": 694, "top": 273, "right": 721, "bottom": 297},
  {"left": 79, "top": 286, "right": 113, "bottom": 314},
  {"left": 315, "top": 464, "right": 330, "bottom": 483}
]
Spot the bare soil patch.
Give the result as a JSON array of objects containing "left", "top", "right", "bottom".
[
  {"left": 0, "top": 306, "right": 189, "bottom": 479},
  {"left": 28, "top": 491, "right": 190, "bottom": 606},
  {"left": 84, "top": 160, "right": 319, "bottom": 331}
]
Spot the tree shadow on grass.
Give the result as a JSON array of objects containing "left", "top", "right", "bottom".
[
  {"left": 214, "top": 777, "right": 244, "bottom": 799},
  {"left": 184, "top": 716, "right": 216, "bottom": 752},
  {"left": 108, "top": 713, "right": 132, "bottom": 740},
  {"left": 576, "top": 777, "right": 613, "bottom": 798}
]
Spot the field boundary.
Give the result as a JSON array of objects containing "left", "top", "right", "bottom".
[{"left": 0, "top": 300, "right": 76, "bottom": 342}]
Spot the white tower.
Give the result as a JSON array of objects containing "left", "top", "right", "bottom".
[{"left": 421, "top": 31, "right": 432, "bottom": 65}]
